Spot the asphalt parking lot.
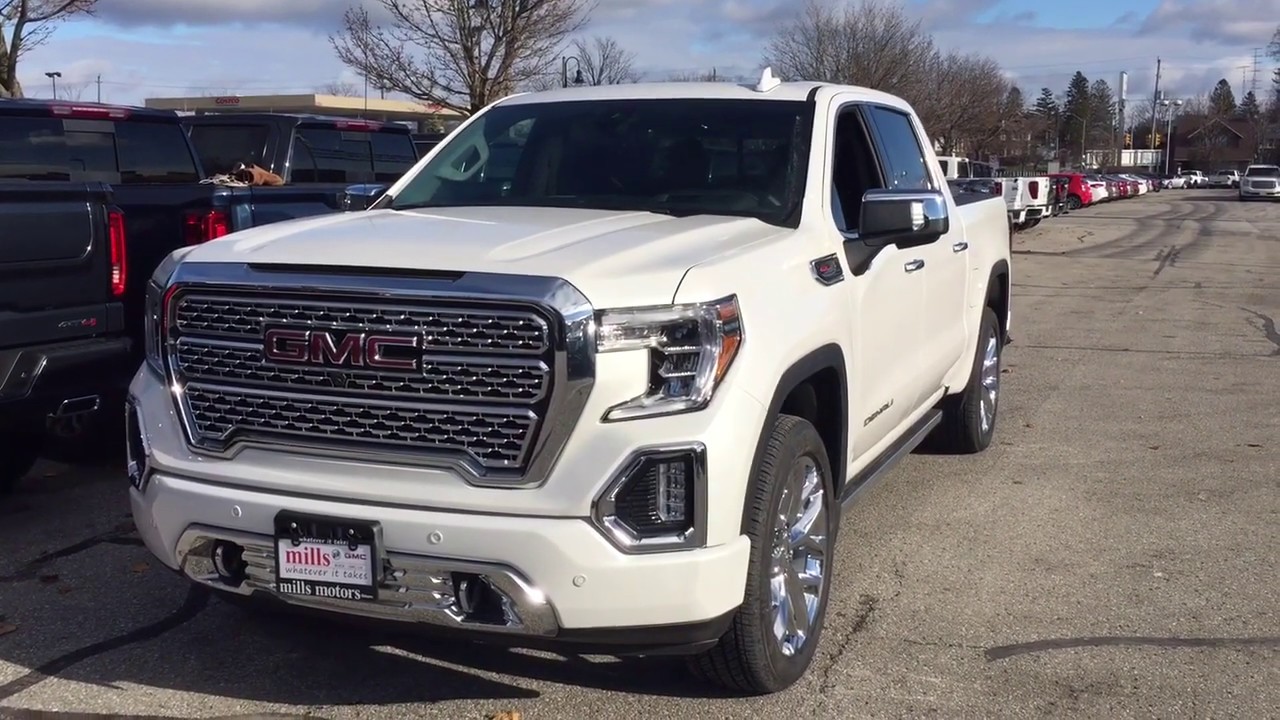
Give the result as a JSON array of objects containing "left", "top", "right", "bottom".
[{"left": 1, "top": 188, "right": 1277, "bottom": 719}]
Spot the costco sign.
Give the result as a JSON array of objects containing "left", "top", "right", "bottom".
[{"left": 213, "top": 96, "right": 241, "bottom": 106}]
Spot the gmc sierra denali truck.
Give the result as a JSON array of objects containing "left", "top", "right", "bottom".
[{"left": 126, "top": 72, "right": 1012, "bottom": 694}]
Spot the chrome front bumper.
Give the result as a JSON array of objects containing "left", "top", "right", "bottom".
[{"left": 175, "top": 525, "right": 559, "bottom": 636}]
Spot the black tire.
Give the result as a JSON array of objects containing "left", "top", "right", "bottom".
[
  {"left": 934, "top": 307, "right": 1003, "bottom": 454},
  {"left": 0, "top": 430, "right": 44, "bottom": 496},
  {"left": 1067, "top": 194, "right": 1083, "bottom": 210},
  {"left": 688, "top": 414, "right": 837, "bottom": 695}
]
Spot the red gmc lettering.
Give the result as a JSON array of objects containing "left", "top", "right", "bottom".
[
  {"left": 311, "top": 332, "right": 364, "bottom": 366},
  {"left": 263, "top": 328, "right": 309, "bottom": 363},
  {"left": 367, "top": 335, "right": 420, "bottom": 370},
  {"left": 263, "top": 328, "right": 421, "bottom": 370}
]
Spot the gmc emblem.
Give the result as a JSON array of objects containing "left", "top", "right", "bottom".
[{"left": 263, "top": 327, "right": 422, "bottom": 371}]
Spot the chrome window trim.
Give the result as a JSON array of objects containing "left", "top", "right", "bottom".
[{"left": 159, "top": 261, "right": 596, "bottom": 489}]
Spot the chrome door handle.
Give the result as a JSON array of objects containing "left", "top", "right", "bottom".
[
  {"left": 904, "top": 259, "right": 925, "bottom": 273},
  {"left": 952, "top": 241, "right": 969, "bottom": 253}
]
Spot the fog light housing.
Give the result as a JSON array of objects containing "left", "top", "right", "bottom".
[
  {"left": 592, "top": 443, "right": 707, "bottom": 553},
  {"left": 124, "top": 398, "right": 152, "bottom": 492}
]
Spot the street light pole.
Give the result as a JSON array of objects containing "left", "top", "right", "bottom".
[
  {"left": 561, "top": 56, "right": 584, "bottom": 88},
  {"left": 1159, "top": 99, "right": 1183, "bottom": 175},
  {"left": 45, "top": 71, "right": 62, "bottom": 98}
]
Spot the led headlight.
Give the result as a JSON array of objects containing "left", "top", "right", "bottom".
[{"left": 596, "top": 294, "right": 743, "bottom": 421}]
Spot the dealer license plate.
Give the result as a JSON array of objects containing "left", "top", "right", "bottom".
[{"left": 273, "top": 511, "right": 381, "bottom": 602}]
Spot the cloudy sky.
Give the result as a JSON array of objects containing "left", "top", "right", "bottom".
[{"left": 16, "top": 0, "right": 1280, "bottom": 109}]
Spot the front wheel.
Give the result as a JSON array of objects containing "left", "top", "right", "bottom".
[{"left": 688, "top": 414, "right": 836, "bottom": 695}]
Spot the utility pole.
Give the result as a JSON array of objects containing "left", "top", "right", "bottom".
[
  {"left": 1149, "top": 57, "right": 1161, "bottom": 172},
  {"left": 1251, "top": 48, "right": 1263, "bottom": 96},
  {"left": 96, "top": 74, "right": 101, "bottom": 103}
]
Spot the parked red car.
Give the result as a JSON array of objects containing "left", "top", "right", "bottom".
[{"left": 1050, "top": 172, "right": 1095, "bottom": 209}]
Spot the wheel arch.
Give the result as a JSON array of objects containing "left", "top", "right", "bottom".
[
  {"left": 986, "top": 259, "right": 1011, "bottom": 344},
  {"left": 739, "top": 343, "right": 848, "bottom": 535}
]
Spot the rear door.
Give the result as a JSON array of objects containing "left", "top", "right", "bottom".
[{"left": 0, "top": 114, "right": 114, "bottom": 320}]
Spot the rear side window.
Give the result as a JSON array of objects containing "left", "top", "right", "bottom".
[
  {"left": 63, "top": 124, "right": 118, "bottom": 179},
  {"left": 116, "top": 122, "right": 200, "bottom": 183},
  {"left": 867, "top": 106, "right": 933, "bottom": 190},
  {"left": 291, "top": 127, "right": 373, "bottom": 183},
  {"left": 0, "top": 117, "right": 70, "bottom": 180},
  {"left": 187, "top": 124, "right": 271, "bottom": 175},
  {"left": 0, "top": 115, "right": 197, "bottom": 183},
  {"left": 371, "top": 131, "right": 417, "bottom": 181}
]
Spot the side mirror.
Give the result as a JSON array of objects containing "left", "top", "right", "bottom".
[
  {"left": 340, "top": 183, "right": 389, "bottom": 212},
  {"left": 858, "top": 188, "right": 949, "bottom": 247}
]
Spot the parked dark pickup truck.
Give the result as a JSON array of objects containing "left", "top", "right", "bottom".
[
  {"left": 0, "top": 100, "right": 413, "bottom": 492},
  {"left": 0, "top": 181, "right": 131, "bottom": 491},
  {"left": 181, "top": 113, "right": 419, "bottom": 210}
]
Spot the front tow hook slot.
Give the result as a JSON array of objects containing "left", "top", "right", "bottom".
[
  {"left": 451, "top": 572, "right": 506, "bottom": 625},
  {"left": 211, "top": 540, "right": 248, "bottom": 587}
]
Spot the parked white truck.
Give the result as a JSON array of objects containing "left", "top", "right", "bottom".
[
  {"left": 126, "top": 72, "right": 1013, "bottom": 694},
  {"left": 935, "top": 156, "right": 1050, "bottom": 232}
]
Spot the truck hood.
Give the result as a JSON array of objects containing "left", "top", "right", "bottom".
[{"left": 181, "top": 206, "right": 785, "bottom": 307}]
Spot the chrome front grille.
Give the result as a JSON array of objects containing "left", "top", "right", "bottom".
[
  {"left": 174, "top": 339, "right": 551, "bottom": 403},
  {"left": 158, "top": 264, "right": 596, "bottom": 487},
  {"left": 184, "top": 385, "right": 537, "bottom": 467},
  {"left": 174, "top": 295, "right": 549, "bottom": 354}
]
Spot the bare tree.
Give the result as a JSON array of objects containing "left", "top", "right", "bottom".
[
  {"left": 521, "top": 34, "right": 638, "bottom": 91},
  {"left": 56, "top": 78, "right": 85, "bottom": 100},
  {"left": 569, "top": 35, "right": 637, "bottom": 85},
  {"left": 0, "top": 0, "right": 97, "bottom": 97},
  {"left": 764, "top": 0, "right": 937, "bottom": 101},
  {"left": 317, "top": 80, "right": 361, "bottom": 97},
  {"left": 330, "top": 0, "right": 595, "bottom": 116},
  {"left": 666, "top": 68, "right": 730, "bottom": 82},
  {"left": 921, "top": 51, "right": 1007, "bottom": 155},
  {"left": 764, "top": 0, "right": 1011, "bottom": 155}
]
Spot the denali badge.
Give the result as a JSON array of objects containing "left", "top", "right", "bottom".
[{"left": 263, "top": 327, "right": 422, "bottom": 371}]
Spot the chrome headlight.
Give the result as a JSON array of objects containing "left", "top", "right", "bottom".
[
  {"left": 144, "top": 248, "right": 193, "bottom": 375},
  {"left": 595, "top": 295, "right": 743, "bottom": 421}
]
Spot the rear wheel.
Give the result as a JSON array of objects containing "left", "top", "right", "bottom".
[
  {"left": 0, "top": 430, "right": 44, "bottom": 496},
  {"left": 935, "top": 307, "right": 1002, "bottom": 454},
  {"left": 688, "top": 414, "right": 836, "bottom": 695},
  {"left": 1067, "top": 194, "right": 1083, "bottom": 210}
]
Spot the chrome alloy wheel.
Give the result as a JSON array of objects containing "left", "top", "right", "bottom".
[
  {"left": 769, "top": 455, "right": 829, "bottom": 657},
  {"left": 979, "top": 329, "right": 1001, "bottom": 435}
]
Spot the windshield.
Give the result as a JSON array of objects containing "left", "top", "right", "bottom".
[
  {"left": 388, "top": 98, "right": 813, "bottom": 227},
  {"left": 1245, "top": 166, "right": 1280, "bottom": 177}
]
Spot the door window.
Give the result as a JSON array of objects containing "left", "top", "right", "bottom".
[{"left": 867, "top": 106, "right": 933, "bottom": 190}]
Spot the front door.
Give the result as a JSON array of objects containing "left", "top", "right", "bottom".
[
  {"left": 861, "top": 104, "right": 961, "bottom": 411},
  {"left": 825, "top": 102, "right": 928, "bottom": 462}
]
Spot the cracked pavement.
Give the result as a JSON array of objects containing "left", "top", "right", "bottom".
[{"left": 1, "top": 189, "right": 1277, "bottom": 718}]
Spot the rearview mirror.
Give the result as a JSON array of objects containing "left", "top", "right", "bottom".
[{"left": 858, "top": 189, "right": 949, "bottom": 247}]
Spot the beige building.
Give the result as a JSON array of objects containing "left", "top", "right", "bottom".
[{"left": 143, "top": 93, "right": 463, "bottom": 132}]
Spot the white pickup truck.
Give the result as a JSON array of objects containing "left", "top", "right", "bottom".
[
  {"left": 125, "top": 71, "right": 1013, "bottom": 693},
  {"left": 935, "top": 156, "right": 1049, "bottom": 232}
]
